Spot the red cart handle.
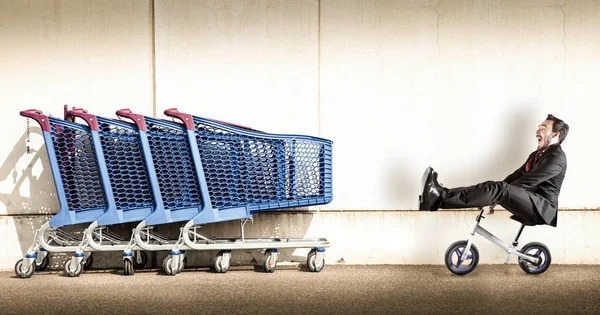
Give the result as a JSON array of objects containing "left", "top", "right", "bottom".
[
  {"left": 20, "top": 109, "right": 51, "bottom": 132},
  {"left": 63, "top": 104, "right": 69, "bottom": 121},
  {"left": 164, "top": 108, "right": 194, "bottom": 130},
  {"left": 63, "top": 105, "right": 79, "bottom": 122},
  {"left": 68, "top": 107, "right": 99, "bottom": 131},
  {"left": 115, "top": 108, "right": 146, "bottom": 131},
  {"left": 164, "top": 108, "right": 258, "bottom": 131}
]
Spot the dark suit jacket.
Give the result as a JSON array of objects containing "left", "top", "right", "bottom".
[{"left": 503, "top": 144, "right": 567, "bottom": 227}]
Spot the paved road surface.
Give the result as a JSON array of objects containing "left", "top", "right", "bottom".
[{"left": 1, "top": 265, "right": 599, "bottom": 314}]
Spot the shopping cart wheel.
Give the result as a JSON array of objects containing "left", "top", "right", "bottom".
[
  {"left": 444, "top": 240, "right": 479, "bottom": 276},
  {"left": 63, "top": 260, "right": 83, "bottom": 277},
  {"left": 83, "top": 253, "right": 94, "bottom": 270},
  {"left": 307, "top": 249, "right": 325, "bottom": 272},
  {"left": 14, "top": 259, "right": 34, "bottom": 278},
  {"left": 35, "top": 255, "right": 50, "bottom": 271},
  {"left": 162, "top": 255, "right": 178, "bottom": 276},
  {"left": 213, "top": 251, "right": 231, "bottom": 273},
  {"left": 518, "top": 242, "right": 551, "bottom": 275},
  {"left": 263, "top": 250, "right": 278, "bottom": 273},
  {"left": 123, "top": 259, "right": 135, "bottom": 276},
  {"left": 178, "top": 254, "right": 186, "bottom": 273},
  {"left": 132, "top": 251, "right": 148, "bottom": 269}
]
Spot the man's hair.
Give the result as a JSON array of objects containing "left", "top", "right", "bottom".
[{"left": 547, "top": 114, "right": 569, "bottom": 144}]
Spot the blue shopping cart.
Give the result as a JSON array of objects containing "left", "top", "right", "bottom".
[
  {"left": 161, "top": 108, "right": 333, "bottom": 274},
  {"left": 15, "top": 109, "right": 110, "bottom": 278}
]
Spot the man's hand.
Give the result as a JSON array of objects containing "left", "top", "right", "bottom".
[{"left": 484, "top": 205, "right": 496, "bottom": 215}]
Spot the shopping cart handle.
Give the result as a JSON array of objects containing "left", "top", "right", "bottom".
[
  {"left": 164, "top": 108, "right": 194, "bottom": 130},
  {"left": 115, "top": 108, "right": 146, "bottom": 131},
  {"left": 63, "top": 105, "right": 70, "bottom": 121},
  {"left": 63, "top": 105, "right": 85, "bottom": 122},
  {"left": 20, "top": 109, "right": 51, "bottom": 131},
  {"left": 70, "top": 107, "right": 88, "bottom": 113},
  {"left": 68, "top": 107, "right": 99, "bottom": 131}
]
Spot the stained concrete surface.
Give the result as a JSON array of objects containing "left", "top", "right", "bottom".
[{"left": 1, "top": 265, "right": 599, "bottom": 314}]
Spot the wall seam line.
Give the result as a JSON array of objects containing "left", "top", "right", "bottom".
[
  {"left": 317, "top": 0, "right": 321, "bottom": 138},
  {"left": 150, "top": 0, "right": 157, "bottom": 117}
]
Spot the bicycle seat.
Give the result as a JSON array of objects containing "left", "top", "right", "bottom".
[{"left": 509, "top": 215, "right": 537, "bottom": 226}]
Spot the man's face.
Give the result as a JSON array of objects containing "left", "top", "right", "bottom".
[{"left": 536, "top": 119, "right": 557, "bottom": 150}]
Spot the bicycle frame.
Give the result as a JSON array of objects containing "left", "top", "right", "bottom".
[{"left": 461, "top": 208, "right": 540, "bottom": 266}]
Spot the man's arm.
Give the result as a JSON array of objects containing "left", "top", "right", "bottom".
[
  {"left": 504, "top": 152, "right": 535, "bottom": 184},
  {"left": 503, "top": 165, "right": 523, "bottom": 184},
  {"left": 510, "top": 153, "right": 565, "bottom": 189}
]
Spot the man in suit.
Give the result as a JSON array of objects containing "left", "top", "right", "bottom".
[{"left": 419, "top": 114, "right": 569, "bottom": 227}]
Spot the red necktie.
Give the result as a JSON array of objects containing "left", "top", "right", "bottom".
[{"left": 525, "top": 150, "right": 543, "bottom": 172}]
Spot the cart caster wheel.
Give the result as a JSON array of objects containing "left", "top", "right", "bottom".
[
  {"left": 64, "top": 260, "right": 83, "bottom": 277},
  {"left": 263, "top": 250, "right": 278, "bottom": 273},
  {"left": 444, "top": 240, "right": 479, "bottom": 276},
  {"left": 123, "top": 259, "right": 134, "bottom": 276},
  {"left": 35, "top": 255, "right": 49, "bottom": 271},
  {"left": 83, "top": 253, "right": 93, "bottom": 270},
  {"left": 518, "top": 242, "right": 551, "bottom": 274},
  {"left": 162, "top": 255, "right": 178, "bottom": 276},
  {"left": 132, "top": 251, "right": 148, "bottom": 269},
  {"left": 213, "top": 251, "right": 231, "bottom": 273},
  {"left": 178, "top": 254, "right": 186, "bottom": 273},
  {"left": 307, "top": 249, "right": 325, "bottom": 272},
  {"left": 14, "top": 259, "right": 34, "bottom": 278}
]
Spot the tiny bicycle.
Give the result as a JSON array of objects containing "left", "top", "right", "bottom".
[{"left": 444, "top": 206, "right": 551, "bottom": 275}]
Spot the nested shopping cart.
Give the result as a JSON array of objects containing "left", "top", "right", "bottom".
[
  {"left": 158, "top": 108, "right": 333, "bottom": 274},
  {"left": 15, "top": 109, "right": 121, "bottom": 278}
]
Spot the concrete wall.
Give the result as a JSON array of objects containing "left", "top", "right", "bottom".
[
  {"left": 0, "top": 0, "right": 153, "bottom": 269},
  {"left": 322, "top": 0, "right": 598, "bottom": 210},
  {"left": 154, "top": 0, "right": 320, "bottom": 135},
  {"left": 1, "top": 0, "right": 600, "bottom": 270}
]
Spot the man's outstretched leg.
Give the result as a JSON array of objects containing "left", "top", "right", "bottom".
[
  {"left": 419, "top": 167, "right": 508, "bottom": 211},
  {"left": 419, "top": 167, "right": 546, "bottom": 225}
]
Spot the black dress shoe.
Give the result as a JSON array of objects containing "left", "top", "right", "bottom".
[
  {"left": 430, "top": 172, "right": 443, "bottom": 211},
  {"left": 419, "top": 167, "right": 442, "bottom": 211}
]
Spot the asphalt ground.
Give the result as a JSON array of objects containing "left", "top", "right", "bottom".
[{"left": 1, "top": 265, "right": 599, "bottom": 314}]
